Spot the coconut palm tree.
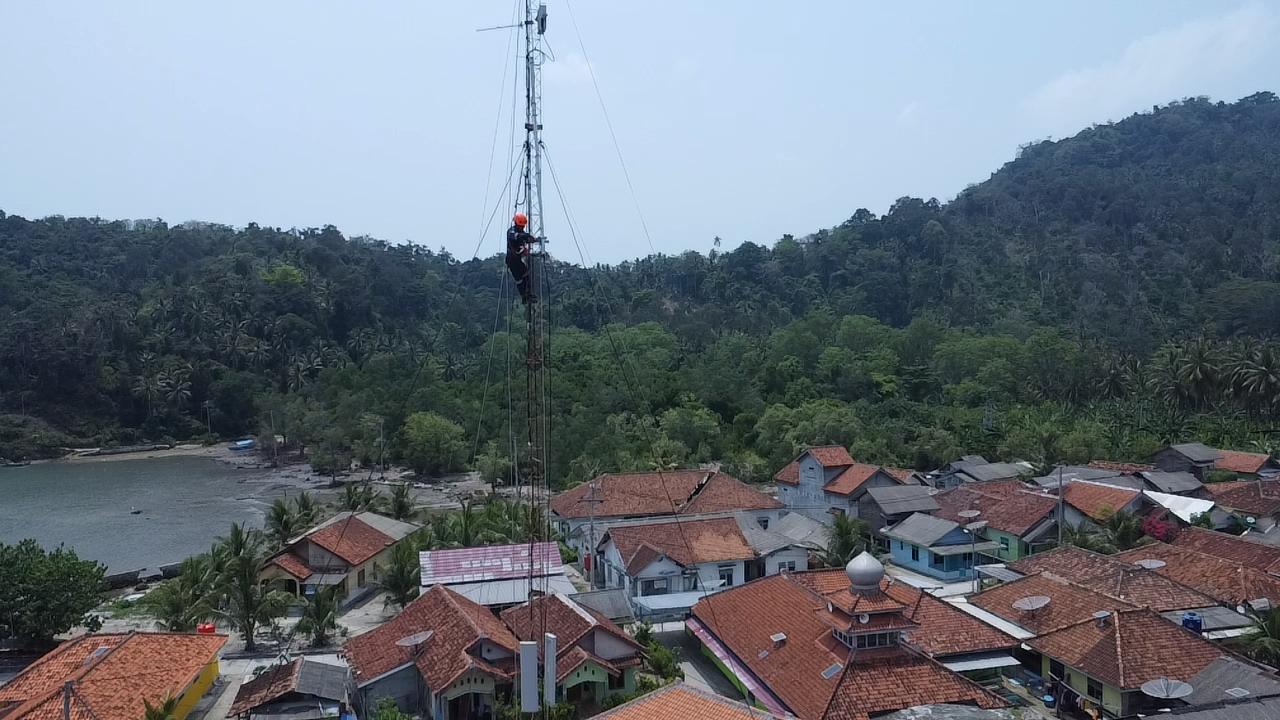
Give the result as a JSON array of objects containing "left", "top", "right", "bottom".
[
  {"left": 1098, "top": 510, "right": 1144, "bottom": 552},
  {"left": 1240, "top": 606, "right": 1280, "bottom": 667},
  {"left": 820, "top": 514, "right": 868, "bottom": 567},
  {"left": 387, "top": 483, "right": 416, "bottom": 521},
  {"left": 295, "top": 585, "right": 340, "bottom": 648},
  {"left": 377, "top": 541, "right": 421, "bottom": 610},
  {"left": 143, "top": 556, "right": 218, "bottom": 631},
  {"left": 293, "top": 491, "right": 319, "bottom": 527},
  {"left": 265, "top": 499, "right": 299, "bottom": 548},
  {"left": 219, "top": 555, "right": 293, "bottom": 653}
]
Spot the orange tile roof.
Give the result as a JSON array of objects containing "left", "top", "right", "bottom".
[
  {"left": 551, "top": 470, "right": 779, "bottom": 519},
  {"left": 1170, "top": 526, "right": 1280, "bottom": 572},
  {"left": 1113, "top": 543, "right": 1280, "bottom": 605},
  {"left": 807, "top": 446, "right": 856, "bottom": 467},
  {"left": 774, "top": 461, "right": 801, "bottom": 486},
  {"left": 606, "top": 517, "right": 756, "bottom": 573},
  {"left": 0, "top": 632, "right": 226, "bottom": 720},
  {"left": 821, "top": 650, "right": 1009, "bottom": 720},
  {"left": 267, "top": 551, "right": 312, "bottom": 580},
  {"left": 692, "top": 570, "right": 1015, "bottom": 719},
  {"left": 1007, "top": 546, "right": 1127, "bottom": 580},
  {"left": 595, "top": 681, "right": 779, "bottom": 719},
  {"left": 1203, "top": 481, "right": 1280, "bottom": 516},
  {"left": 882, "top": 467, "right": 915, "bottom": 483},
  {"left": 1078, "top": 565, "right": 1217, "bottom": 611},
  {"left": 308, "top": 515, "right": 395, "bottom": 566},
  {"left": 500, "top": 594, "right": 642, "bottom": 656},
  {"left": 1062, "top": 482, "right": 1141, "bottom": 521},
  {"left": 972, "top": 572, "right": 1138, "bottom": 635},
  {"left": 822, "top": 464, "right": 882, "bottom": 496},
  {"left": 1216, "top": 450, "right": 1271, "bottom": 474},
  {"left": 933, "top": 484, "right": 1057, "bottom": 536},
  {"left": 343, "top": 585, "right": 517, "bottom": 692},
  {"left": 228, "top": 659, "right": 303, "bottom": 716},
  {"left": 1027, "top": 609, "right": 1224, "bottom": 690}
]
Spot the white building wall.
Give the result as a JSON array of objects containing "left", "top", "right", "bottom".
[
  {"left": 762, "top": 546, "right": 809, "bottom": 575},
  {"left": 591, "top": 628, "right": 637, "bottom": 660}
]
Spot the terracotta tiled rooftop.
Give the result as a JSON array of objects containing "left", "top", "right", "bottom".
[
  {"left": 808, "top": 446, "right": 856, "bottom": 467},
  {"left": 606, "top": 517, "right": 756, "bottom": 573},
  {"left": 267, "top": 551, "right": 312, "bottom": 580},
  {"left": 308, "top": 515, "right": 395, "bottom": 566},
  {"left": 774, "top": 461, "right": 801, "bottom": 486},
  {"left": 1113, "top": 542, "right": 1280, "bottom": 605},
  {"left": 822, "top": 463, "right": 916, "bottom": 496},
  {"left": 343, "top": 585, "right": 517, "bottom": 692},
  {"left": 1170, "top": 526, "right": 1280, "bottom": 573},
  {"left": 0, "top": 632, "right": 226, "bottom": 720},
  {"left": 552, "top": 470, "right": 779, "bottom": 519},
  {"left": 1203, "top": 480, "right": 1280, "bottom": 517},
  {"left": 933, "top": 483, "right": 1057, "bottom": 536},
  {"left": 1061, "top": 481, "right": 1140, "bottom": 521},
  {"left": 595, "top": 681, "right": 779, "bottom": 719},
  {"left": 821, "top": 651, "right": 1008, "bottom": 720},
  {"left": 500, "top": 593, "right": 641, "bottom": 658},
  {"left": 1077, "top": 565, "right": 1218, "bottom": 612},
  {"left": 882, "top": 467, "right": 915, "bottom": 483},
  {"left": 228, "top": 658, "right": 303, "bottom": 716},
  {"left": 1027, "top": 608, "right": 1224, "bottom": 690},
  {"left": 692, "top": 569, "right": 1015, "bottom": 719},
  {"left": 1007, "top": 545, "right": 1127, "bottom": 579},
  {"left": 971, "top": 572, "right": 1138, "bottom": 635},
  {"left": 1216, "top": 449, "right": 1271, "bottom": 474}
]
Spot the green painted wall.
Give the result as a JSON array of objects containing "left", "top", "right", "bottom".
[
  {"left": 697, "top": 635, "right": 768, "bottom": 710},
  {"left": 983, "top": 528, "right": 1025, "bottom": 561}
]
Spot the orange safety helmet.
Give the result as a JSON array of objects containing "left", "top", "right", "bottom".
[{"left": 513, "top": 212, "right": 528, "bottom": 227}]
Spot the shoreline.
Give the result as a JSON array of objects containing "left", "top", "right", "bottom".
[{"left": 52, "top": 443, "right": 224, "bottom": 464}]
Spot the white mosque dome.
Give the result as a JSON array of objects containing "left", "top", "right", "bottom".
[{"left": 845, "top": 551, "right": 885, "bottom": 591}]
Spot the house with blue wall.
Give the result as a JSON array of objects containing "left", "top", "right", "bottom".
[
  {"left": 774, "top": 446, "right": 919, "bottom": 526},
  {"left": 882, "top": 512, "right": 1000, "bottom": 581}
]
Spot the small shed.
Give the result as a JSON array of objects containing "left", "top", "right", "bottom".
[{"left": 228, "top": 657, "right": 351, "bottom": 720}]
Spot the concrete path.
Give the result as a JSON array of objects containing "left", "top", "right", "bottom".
[{"left": 653, "top": 626, "right": 745, "bottom": 702}]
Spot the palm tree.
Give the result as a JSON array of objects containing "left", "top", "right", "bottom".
[
  {"left": 377, "top": 541, "right": 421, "bottom": 609},
  {"left": 1098, "top": 510, "right": 1144, "bottom": 552},
  {"left": 133, "top": 373, "right": 159, "bottom": 418},
  {"left": 143, "top": 556, "right": 218, "bottom": 631},
  {"left": 342, "top": 482, "right": 380, "bottom": 512},
  {"left": 295, "top": 585, "right": 340, "bottom": 648},
  {"left": 214, "top": 522, "right": 260, "bottom": 571},
  {"left": 143, "top": 694, "right": 180, "bottom": 720},
  {"left": 157, "top": 368, "right": 192, "bottom": 415},
  {"left": 1176, "top": 337, "right": 1223, "bottom": 410},
  {"left": 387, "top": 483, "right": 416, "bottom": 521},
  {"left": 266, "top": 499, "right": 299, "bottom": 548},
  {"left": 219, "top": 556, "right": 293, "bottom": 653},
  {"left": 293, "top": 491, "right": 319, "bottom": 527},
  {"left": 1062, "top": 524, "right": 1115, "bottom": 554},
  {"left": 1240, "top": 606, "right": 1280, "bottom": 667},
  {"left": 820, "top": 514, "right": 868, "bottom": 567}
]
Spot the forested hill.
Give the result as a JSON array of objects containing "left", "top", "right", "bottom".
[{"left": 3, "top": 93, "right": 1280, "bottom": 479}]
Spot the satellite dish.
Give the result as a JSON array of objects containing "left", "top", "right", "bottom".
[
  {"left": 1140, "top": 677, "right": 1194, "bottom": 699},
  {"left": 1135, "top": 559, "right": 1166, "bottom": 570},
  {"left": 1247, "top": 516, "right": 1258, "bottom": 525},
  {"left": 396, "top": 630, "right": 434, "bottom": 647},
  {"left": 958, "top": 509, "right": 981, "bottom": 519},
  {"left": 857, "top": 613, "right": 870, "bottom": 625},
  {"left": 1012, "top": 595, "right": 1051, "bottom": 612}
]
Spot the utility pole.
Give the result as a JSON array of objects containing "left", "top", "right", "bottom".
[
  {"left": 1056, "top": 463, "right": 1064, "bottom": 546},
  {"left": 585, "top": 480, "right": 603, "bottom": 589}
]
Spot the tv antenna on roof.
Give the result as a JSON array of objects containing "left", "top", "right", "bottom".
[{"left": 1135, "top": 558, "right": 1166, "bottom": 570}]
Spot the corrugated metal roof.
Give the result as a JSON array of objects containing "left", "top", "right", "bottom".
[
  {"left": 443, "top": 575, "right": 577, "bottom": 606},
  {"left": 883, "top": 513, "right": 963, "bottom": 547},
  {"left": 867, "top": 485, "right": 940, "bottom": 515},
  {"left": 1184, "top": 655, "right": 1280, "bottom": 708},
  {"left": 419, "top": 542, "right": 562, "bottom": 585},
  {"left": 568, "top": 589, "right": 633, "bottom": 622},
  {"left": 1141, "top": 470, "right": 1205, "bottom": 494},
  {"left": 1170, "top": 443, "right": 1222, "bottom": 464}
]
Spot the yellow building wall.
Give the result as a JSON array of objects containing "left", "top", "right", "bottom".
[
  {"left": 173, "top": 659, "right": 220, "bottom": 720},
  {"left": 1040, "top": 655, "right": 1121, "bottom": 717}
]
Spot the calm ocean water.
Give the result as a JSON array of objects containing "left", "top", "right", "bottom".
[{"left": 0, "top": 456, "right": 278, "bottom": 572}]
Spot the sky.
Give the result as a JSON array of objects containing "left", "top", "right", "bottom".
[{"left": 1, "top": 1, "right": 1278, "bottom": 264}]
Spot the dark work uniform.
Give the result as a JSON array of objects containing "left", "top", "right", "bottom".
[{"left": 506, "top": 224, "right": 535, "bottom": 303}]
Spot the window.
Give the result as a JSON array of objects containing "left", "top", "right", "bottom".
[
  {"left": 608, "top": 672, "right": 626, "bottom": 690},
  {"left": 719, "top": 564, "right": 736, "bottom": 587},
  {"left": 1087, "top": 676, "right": 1103, "bottom": 701},
  {"left": 910, "top": 545, "right": 920, "bottom": 562},
  {"left": 1049, "top": 659, "right": 1065, "bottom": 680},
  {"left": 757, "top": 516, "right": 770, "bottom": 530},
  {"left": 778, "top": 560, "right": 797, "bottom": 573},
  {"left": 852, "top": 632, "right": 898, "bottom": 649},
  {"left": 929, "top": 552, "right": 944, "bottom": 568},
  {"left": 999, "top": 537, "right": 1010, "bottom": 557},
  {"left": 639, "top": 578, "right": 668, "bottom": 596},
  {"left": 357, "top": 568, "right": 366, "bottom": 587},
  {"left": 829, "top": 508, "right": 846, "bottom": 518}
]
